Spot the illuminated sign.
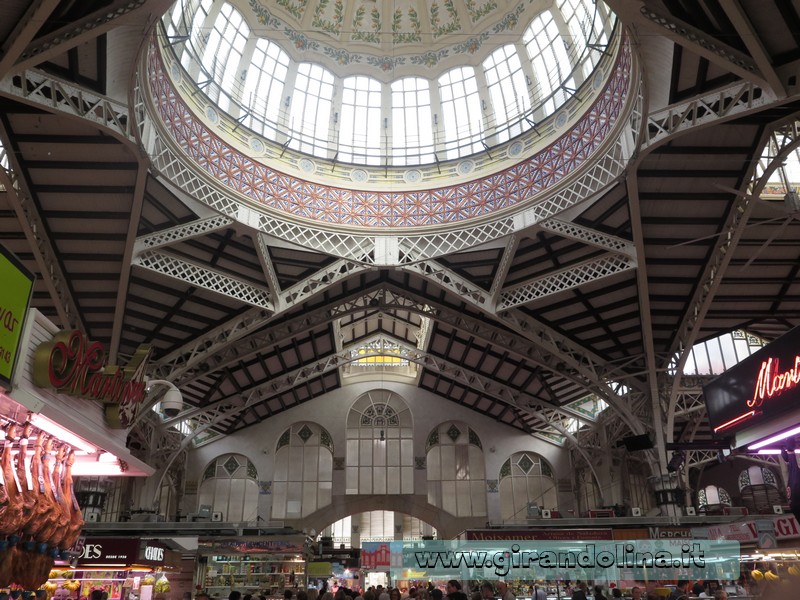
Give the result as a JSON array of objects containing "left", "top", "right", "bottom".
[
  {"left": 32, "top": 330, "right": 152, "bottom": 428},
  {"left": 704, "top": 326, "right": 800, "bottom": 436},
  {"left": 0, "top": 243, "right": 34, "bottom": 388}
]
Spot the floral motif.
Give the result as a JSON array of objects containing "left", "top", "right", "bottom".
[
  {"left": 465, "top": 0, "right": 498, "bottom": 23},
  {"left": 249, "top": 0, "right": 280, "bottom": 27},
  {"left": 274, "top": 0, "right": 308, "bottom": 20},
  {"left": 323, "top": 46, "right": 361, "bottom": 66},
  {"left": 352, "top": 6, "right": 381, "bottom": 44},
  {"left": 367, "top": 55, "right": 404, "bottom": 71},
  {"left": 468, "top": 428, "right": 482, "bottom": 448},
  {"left": 320, "top": 427, "right": 333, "bottom": 450},
  {"left": 493, "top": 3, "right": 525, "bottom": 34},
  {"left": 430, "top": 1, "right": 461, "bottom": 38},
  {"left": 453, "top": 34, "right": 488, "bottom": 54},
  {"left": 393, "top": 7, "right": 422, "bottom": 44},
  {"left": 410, "top": 50, "right": 448, "bottom": 68},
  {"left": 284, "top": 28, "right": 319, "bottom": 52},
  {"left": 246, "top": 460, "right": 258, "bottom": 479},
  {"left": 500, "top": 459, "right": 511, "bottom": 480},
  {"left": 312, "top": 0, "right": 344, "bottom": 36},
  {"left": 202, "top": 462, "right": 216, "bottom": 482},
  {"left": 486, "top": 479, "right": 499, "bottom": 493}
]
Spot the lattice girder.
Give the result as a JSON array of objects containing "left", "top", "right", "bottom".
[
  {"left": 0, "top": 69, "right": 132, "bottom": 140},
  {"left": 135, "top": 215, "right": 234, "bottom": 251},
  {"left": 538, "top": 219, "right": 635, "bottom": 255},
  {"left": 133, "top": 249, "right": 273, "bottom": 310},
  {"left": 642, "top": 81, "right": 774, "bottom": 151},
  {"left": 498, "top": 253, "right": 637, "bottom": 310}
]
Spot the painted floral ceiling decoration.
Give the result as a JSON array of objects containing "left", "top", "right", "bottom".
[{"left": 248, "top": 0, "right": 542, "bottom": 73}]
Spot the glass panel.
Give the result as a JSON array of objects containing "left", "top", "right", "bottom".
[
  {"left": 442, "top": 480, "right": 457, "bottom": 514},
  {"left": 346, "top": 439, "right": 359, "bottom": 466},
  {"left": 469, "top": 445, "right": 485, "bottom": 479},
  {"left": 346, "top": 467, "right": 359, "bottom": 495},
  {"left": 242, "top": 480, "right": 258, "bottom": 521},
  {"left": 374, "top": 440, "right": 387, "bottom": 467},
  {"left": 319, "top": 450, "right": 333, "bottom": 480},
  {"left": 318, "top": 480, "right": 332, "bottom": 507},
  {"left": 271, "top": 482, "right": 287, "bottom": 519},
  {"left": 228, "top": 478, "right": 245, "bottom": 521},
  {"left": 428, "top": 447, "right": 441, "bottom": 480},
  {"left": 303, "top": 481, "right": 318, "bottom": 515},
  {"left": 400, "top": 439, "right": 413, "bottom": 465},
  {"left": 471, "top": 480, "right": 487, "bottom": 515},
  {"left": 401, "top": 466, "right": 414, "bottom": 494},
  {"left": 374, "top": 466, "right": 387, "bottom": 494},
  {"left": 387, "top": 440, "right": 400, "bottom": 465},
  {"left": 303, "top": 448, "right": 318, "bottom": 480},
  {"left": 456, "top": 481, "right": 471, "bottom": 517},
  {"left": 360, "top": 440, "right": 373, "bottom": 466},
  {"left": 360, "top": 466, "right": 373, "bottom": 494}
]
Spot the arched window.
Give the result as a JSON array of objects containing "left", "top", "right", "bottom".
[
  {"left": 697, "top": 485, "right": 732, "bottom": 513},
  {"left": 201, "top": 3, "right": 249, "bottom": 112},
  {"left": 483, "top": 45, "right": 530, "bottom": 142},
  {"left": 558, "top": 0, "right": 609, "bottom": 74},
  {"left": 242, "top": 39, "right": 289, "bottom": 138},
  {"left": 346, "top": 390, "right": 413, "bottom": 494},
  {"left": 524, "top": 11, "right": 575, "bottom": 116},
  {"left": 391, "top": 78, "right": 434, "bottom": 165},
  {"left": 198, "top": 453, "right": 259, "bottom": 521},
  {"left": 499, "top": 452, "right": 557, "bottom": 522},
  {"left": 156, "top": 475, "right": 177, "bottom": 521},
  {"left": 426, "top": 422, "right": 486, "bottom": 517},
  {"left": 272, "top": 422, "right": 334, "bottom": 519},
  {"left": 738, "top": 466, "right": 783, "bottom": 512},
  {"left": 438, "top": 67, "right": 483, "bottom": 159},
  {"left": 290, "top": 63, "right": 335, "bottom": 156},
  {"left": 340, "top": 75, "right": 383, "bottom": 165}
]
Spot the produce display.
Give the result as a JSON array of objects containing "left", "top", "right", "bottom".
[
  {"left": 0, "top": 423, "right": 85, "bottom": 590},
  {"left": 154, "top": 575, "right": 171, "bottom": 593}
]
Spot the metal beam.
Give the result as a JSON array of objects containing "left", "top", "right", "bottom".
[{"left": 0, "top": 0, "right": 61, "bottom": 77}]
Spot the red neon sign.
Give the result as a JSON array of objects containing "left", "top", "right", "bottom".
[{"left": 748, "top": 356, "right": 800, "bottom": 408}]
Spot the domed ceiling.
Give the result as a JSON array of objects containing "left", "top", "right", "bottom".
[{"left": 249, "top": 0, "right": 548, "bottom": 75}]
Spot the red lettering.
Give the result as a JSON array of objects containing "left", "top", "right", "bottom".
[{"left": 748, "top": 355, "right": 800, "bottom": 408}]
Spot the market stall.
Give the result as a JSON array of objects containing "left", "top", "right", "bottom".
[
  {"left": 198, "top": 536, "right": 309, "bottom": 598},
  {"left": 43, "top": 539, "right": 181, "bottom": 600}
]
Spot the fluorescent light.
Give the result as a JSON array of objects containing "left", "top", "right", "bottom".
[
  {"left": 749, "top": 424, "right": 800, "bottom": 450},
  {"left": 756, "top": 449, "right": 800, "bottom": 454},
  {"left": 71, "top": 461, "right": 123, "bottom": 476},
  {"left": 29, "top": 414, "right": 97, "bottom": 453}
]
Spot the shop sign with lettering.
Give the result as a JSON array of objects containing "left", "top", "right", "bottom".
[
  {"left": 74, "top": 537, "right": 140, "bottom": 566},
  {"left": 138, "top": 542, "right": 181, "bottom": 568},
  {"left": 32, "top": 330, "right": 152, "bottom": 428},
  {"left": 704, "top": 326, "right": 800, "bottom": 436},
  {"left": 0, "top": 243, "right": 34, "bottom": 388},
  {"left": 695, "top": 514, "right": 800, "bottom": 542},
  {"left": 465, "top": 529, "right": 613, "bottom": 541}
]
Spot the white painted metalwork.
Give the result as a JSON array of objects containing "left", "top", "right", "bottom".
[
  {"left": 0, "top": 69, "right": 132, "bottom": 139},
  {"left": 499, "top": 254, "right": 636, "bottom": 310},
  {"left": 135, "top": 215, "right": 234, "bottom": 250},
  {"left": 280, "top": 259, "right": 369, "bottom": 305},
  {"left": 133, "top": 249, "right": 274, "bottom": 310},
  {"left": 643, "top": 81, "right": 775, "bottom": 151},
  {"left": 538, "top": 219, "right": 635, "bottom": 254}
]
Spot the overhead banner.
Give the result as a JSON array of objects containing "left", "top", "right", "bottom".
[
  {"left": 0, "top": 243, "right": 34, "bottom": 389},
  {"left": 463, "top": 529, "right": 613, "bottom": 541}
]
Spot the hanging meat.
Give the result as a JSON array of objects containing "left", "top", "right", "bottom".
[
  {"left": 60, "top": 450, "right": 85, "bottom": 551},
  {"left": 0, "top": 424, "right": 25, "bottom": 588}
]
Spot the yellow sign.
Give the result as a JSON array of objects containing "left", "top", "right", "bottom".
[
  {"left": 0, "top": 243, "right": 34, "bottom": 388},
  {"left": 307, "top": 562, "right": 333, "bottom": 576}
]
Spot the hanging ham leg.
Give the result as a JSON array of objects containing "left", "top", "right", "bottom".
[
  {"left": 59, "top": 451, "right": 84, "bottom": 550},
  {"left": 21, "top": 432, "right": 47, "bottom": 538},
  {"left": 0, "top": 424, "right": 24, "bottom": 588}
]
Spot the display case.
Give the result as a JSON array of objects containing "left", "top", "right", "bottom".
[{"left": 204, "top": 555, "right": 306, "bottom": 596}]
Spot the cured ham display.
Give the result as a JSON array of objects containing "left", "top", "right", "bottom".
[{"left": 0, "top": 421, "right": 85, "bottom": 589}]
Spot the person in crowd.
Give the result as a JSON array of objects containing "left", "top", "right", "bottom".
[
  {"left": 494, "top": 582, "right": 514, "bottom": 600},
  {"left": 445, "top": 581, "right": 467, "bottom": 600},
  {"left": 592, "top": 586, "right": 607, "bottom": 600},
  {"left": 409, "top": 589, "right": 417, "bottom": 600},
  {"left": 691, "top": 583, "right": 704, "bottom": 597},
  {"left": 196, "top": 594, "right": 210, "bottom": 600},
  {"left": 532, "top": 585, "right": 546, "bottom": 600},
  {"left": 667, "top": 581, "right": 687, "bottom": 600},
  {"left": 243, "top": 594, "right": 252, "bottom": 600},
  {"left": 699, "top": 581, "right": 718, "bottom": 598},
  {"left": 389, "top": 589, "right": 402, "bottom": 600},
  {"left": 629, "top": 588, "right": 642, "bottom": 600},
  {"left": 571, "top": 583, "right": 588, "bottom": 600},
  {"left": 712, "top": 591, "right": 726, "bottom": 600},
  {"left": 90, "top": 592, "right": 104, "bottom": 600},
  {"left": 321, "top": 592, "right": 334, "bottom": 600},
  {"left": 378, "top": 591, "right": 390, "bottom": 600},
  {"left": 297, "top": 592, "right": 308, "bottom": 600},
  {"left": 229, "top": 593, "right": 242, "bottom": 600},
  {"left": 431, "top": 590, "right": 443, "bottom": 600},
  {"left": 479, "top": 583, "right": 494, "bottom": 600},
  {"left": 611, "top": 589, "right": 622, "bottom": 600},
  {"left": 285, "top": 591, "right": 294, "bottom": 600}
]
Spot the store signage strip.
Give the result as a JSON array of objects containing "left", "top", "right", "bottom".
[{"left": 32, "top": 330, "right": 152, "bottom": 428}]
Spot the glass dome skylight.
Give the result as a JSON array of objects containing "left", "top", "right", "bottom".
[{"left": 162, "top": 0, "right": 615, "bottom": 167}]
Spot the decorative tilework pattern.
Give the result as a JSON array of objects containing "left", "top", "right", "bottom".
[
  {"left": 486, "top": 479, "right": 498, "bottom": 493},
  {"left": 148, "top": 37, "right": 631, "bottom": 229},
  {"left": 333, "top": 456, "right": 345, "bottom": 470},
  {"left": 223, "top": 455, "right": 240, "bottom": 476},
  {"left": 259, "top": 480, "right": 272, "bottom": 495},
  {"left": 415, "top": 456, "right": 427, "bottom": 470}
]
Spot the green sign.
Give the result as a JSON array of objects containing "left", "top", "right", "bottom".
[{"left": 0, "top": 243, "right": 35, "bottom": 388}]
